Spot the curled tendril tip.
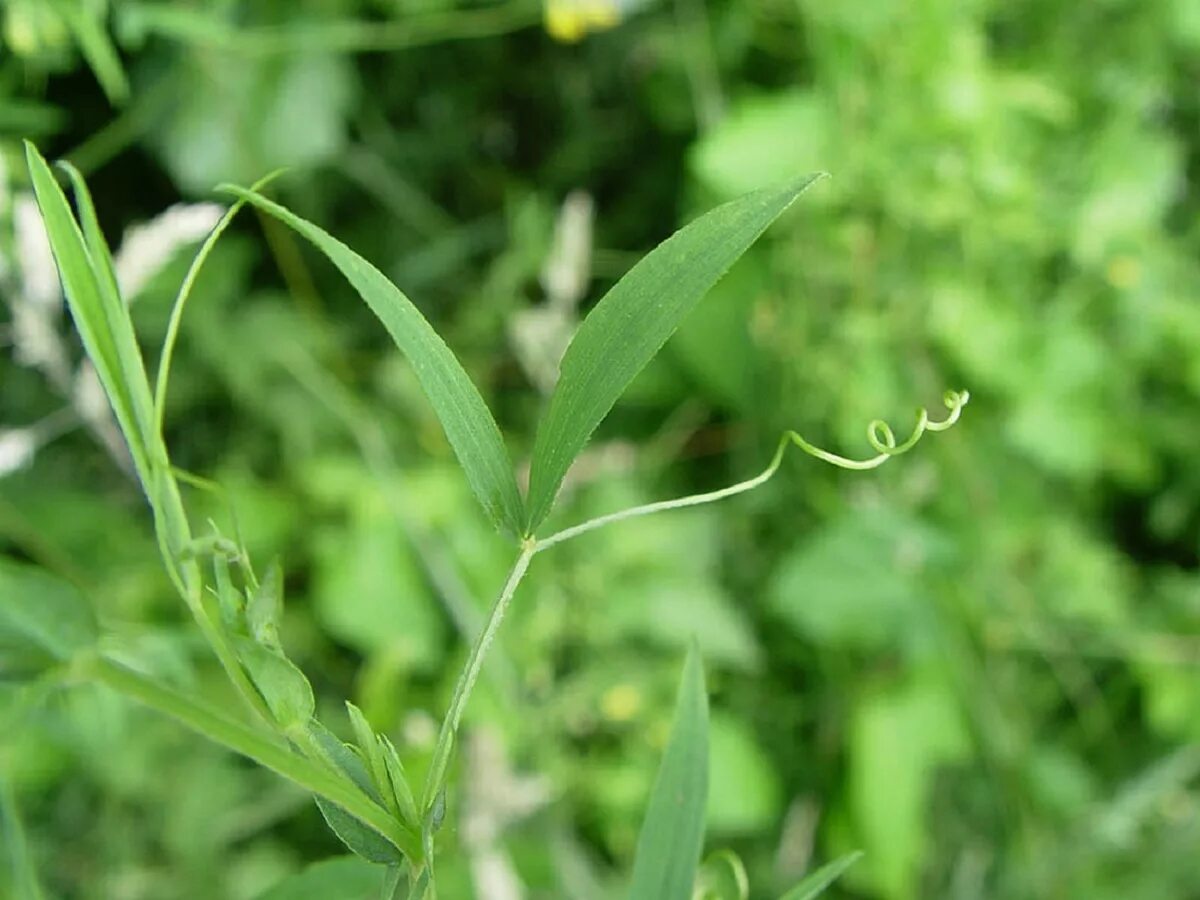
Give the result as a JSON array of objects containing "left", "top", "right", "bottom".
[{"left": 781, "top": 388, "right": 969, "bottom": 472}]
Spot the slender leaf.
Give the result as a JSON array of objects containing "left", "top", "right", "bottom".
[
  {"left": 525, "top": 174, "right": 823, "bottom": 530},
  {"left": 24, "top": 142, "right": 156, "bottom": 483},
  {"left": 345, "top": 702, "right": 390, "bottom": 810},
  {"left": 219, "top": 185, "right": 524, "bottom": 535},
  {"left": 779, "top": 851, "right": 863, "bottom": 900},
  {"left": 56, "top": 160, "right": 122, "bottom": 306},
  {"left": 628, "top": 644, "right": 710, "bottom": 900},
  {"left": 57, "top": 0, "right": 130, "bottom": 105}
]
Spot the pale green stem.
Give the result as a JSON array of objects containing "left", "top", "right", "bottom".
[
  {"left": 421, "top": 543, "right": 536, "bottom": 813},
  {"left": 535, "top": 391, "right": 969, "bottom": 551},
  {"left": 88, "top": 656, "right": 420, "bottom": 860}
]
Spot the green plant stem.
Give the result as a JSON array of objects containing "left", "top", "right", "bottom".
[
  {"left": 154, "top": 170, "right": 285, "bottom": 434},
  {"left": 88, "top": 656, "right": 420, "bottom": 860},
  {"left": 534, "top": 391, "right": 969, "bottom": 550},
  {"left": 421, "top": 543, "right": 536, "bottom": 812}
]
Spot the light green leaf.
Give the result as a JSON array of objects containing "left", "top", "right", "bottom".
[
  {"left": 222, "top": 185, "right": 524, "bottom": 536},
  {"left": 24, "top": 142, "right": 156, "bottom": 484},
  {"left": 345, "top": 701, "right": 389, "bottom": 808},
  {"left": 693, "top": 850, "right": 749, "bottom": 900},
  {"left": 525, "top": 174, "right": 823, "bottom": 531},
  {"left": 247, "top": 559, "right": 284, "bottom": 649},
  {"left": 253, "top": 856, "right": 384, "bottom": 900},
  {"left": 628, "top": 644, "right": 710, "bottom": 900},
  {"left": 380, "top": 734, "right": 420, "bottom": 833},
  {"left": 235, "top": 638, "right": 314, "bottom": 732},
  {"left": 779, "top": 851, "right": 863, "bottom": 900},
  {"left": 0, "top": 558, "right": 97, "bottom": 666}
]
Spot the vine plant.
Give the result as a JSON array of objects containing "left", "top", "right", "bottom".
[{"left": 12, "top": 142, "right": 967, "bottom": 899}]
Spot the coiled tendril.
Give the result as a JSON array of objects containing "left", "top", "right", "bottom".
[
  {"left": 781, "top": 388, "right": 970, "bottom": 472},
  {"left": 534, "top": 389, "right": 970, "bottom": 550}
]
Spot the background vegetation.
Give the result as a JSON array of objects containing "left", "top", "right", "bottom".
[{"left": 2, "top": 0, "right": 1199, "bottom": 897}]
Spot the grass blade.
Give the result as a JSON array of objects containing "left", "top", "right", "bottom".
[
  {"left": 220, "top": 185, "right": 525, "bottom": 537},
  {"left": 779, "top": 851, "right": 864, "bottom": 900},
  {"left": 24, "top": 141, "right": 155, "bottom": 482},
  {"left": 628, "top": 643, "right": 709, "bottom": 900},
  {"left": 525, "top": 173, "right": 824, "bottom": 531}
]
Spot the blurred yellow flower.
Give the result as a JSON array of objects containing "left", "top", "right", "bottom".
[{"left": 544, "top": 0, "right": 622, "bottom": 42}]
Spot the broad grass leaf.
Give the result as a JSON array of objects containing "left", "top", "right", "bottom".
[
  {"left": 779, "top": 851, "right": 863, "bottom": 900},
  {"left": 24, "top": 142, "right": 156, "bottom": 484},
  {"left": 0, "top": 558, "right": 97, "bottom": 665},
  {"left": 221, "top": 185, "right": 524, "bottom": 536},
  {"left": 525, "top": 174, "right": 823, "bottom": 531},
  {"left": 627, "top": 644, "right": 709, "bottom": 900}
]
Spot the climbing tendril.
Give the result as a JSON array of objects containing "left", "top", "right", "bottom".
[
  {"left": 534, "top": 389, "right": 970, "bottom": 551},
  {"left": 782, "top": 388, "right": 970, "bottom": 471}
]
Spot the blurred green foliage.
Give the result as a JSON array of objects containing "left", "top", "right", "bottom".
[{"left": 2, "top": 0, "right": 1200, "bottom": 898}]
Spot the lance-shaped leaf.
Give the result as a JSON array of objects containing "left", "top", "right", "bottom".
[
  {"left": 526, "top": 174, "right": 823, "bottom": 531},
  {"left": 221, "top": 185, "right": 524, "bottom": 536},
  {"left": 628, "top": 644, "right": 709, "bottom": 900},
  {"left": 24, "top": 142, "right": 156, "bottom": 485}
]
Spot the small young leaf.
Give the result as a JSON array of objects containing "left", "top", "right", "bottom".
[
  {"left": 235, "top": 638, "right": 314, "bottom": 732},
  {"left": 778, "top": 851, "right": 864, "bottom": 900},
  {"left": 628, "top": 644, "right": 710, "bottom": 900},
  {"left": 379, "top": 734, "right": 420, "bottom": 832},
  {"left": 345, "top": 702, "right": 390, "bottom": 809},
  {"left": 525, "top": 174, "right": 823, "bottom": 531},
  {"left": 0, "top": 558, "right": 97, "bottom": 665},
  {"left": 212, "top": 553, "right": 246, "bottom": 632},
  {"left": 308, "top": 721, "right": 408, "bottom": 865},
  {"left": 247, "top": 559, "right": 284, "bottom": 648},
  {"left": 220, "top": 185, "right": 525, "bottom": 537}
]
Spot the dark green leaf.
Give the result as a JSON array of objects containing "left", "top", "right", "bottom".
[
  {"left": 525, "top": 174, "right": 823, "bottom": 530},
  {"left": 220, "top": 185, "right": 524, "bottom": 536},
  {"left": 628, "top": 643, "right": 710, "bottom": 900}
]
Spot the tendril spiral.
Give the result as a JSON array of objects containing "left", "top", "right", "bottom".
[{"left": 779, "top": 389, "right": 969, "bottom": 472}]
